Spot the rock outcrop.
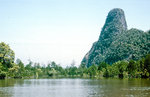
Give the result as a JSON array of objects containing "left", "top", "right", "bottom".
[{"left": 82, "top": 8, "right": 150, "bottom": 67}]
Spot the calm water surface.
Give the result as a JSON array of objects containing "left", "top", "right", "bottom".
[{"left": 0, "top": 78, "right": 150, "bottom": 97}]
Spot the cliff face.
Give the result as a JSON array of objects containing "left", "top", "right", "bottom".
[
  {"left": 82, "top": 8, "right": 150, "bottom": 67},
  {"left": 99, "top": 8, "right": 127, "bottom": 46}
]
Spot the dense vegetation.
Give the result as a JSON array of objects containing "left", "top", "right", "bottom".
[
  {"left": 1, "top": 8, "right": 149, "bottom": 79},
  {"left": 82, "top": 8, "right": 150, "bottom": 67},
  {"left": 0, "top": 42, "right": 150, "bottom": 79}
]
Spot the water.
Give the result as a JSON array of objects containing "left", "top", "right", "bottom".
[{"left": 0, "top": 78, "right": 150, "bottom": 97}]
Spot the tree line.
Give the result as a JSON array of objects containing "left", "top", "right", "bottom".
[{"left": 0, "top": 42, "right": 150, "bottom": 79}]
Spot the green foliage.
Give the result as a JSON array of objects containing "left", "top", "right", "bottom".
[
  {"left": 0, "top": 42, "right": 15, "bottom": 68},
  {"left": 0, "top": 42, "right": 15, "bottom": 79},
  {"left": 144, "top": 54, "right": 150, "bottom": 72},
  {"left": 0, "top": 71, "right": 7, "bottom": 79},
  {"left": 82, "top": 8, "right": 150, "bottom": 67},
  {"left": 98, "top": 62, "right": 109, "bottom": 71},
  {"left": 87, "top": 64, "right": 97, "bottom": 77},
  {"left": 0, "top": 42, "right": 150, "bottom": 79},
  {"left": 111, "top": 63, "right": 119, "bottom": 77},
  {"left": 16, "top": 59, "right": 25, "bottom": 78},
  {"left": 24, "top": 60, "right": 34, "bottom": 77},
  {"left": 102, "top": 61, "right": 128, "bottom": 78},
  {"left": 127, "top": 60, "right": 137, "bottom": 77},
  {"left": 8, "top": 63, "right": 20, "bottom": 78},
  {"left": 144, "top": 54, "right": 150, "bottom": 77},
  {"left": 117, "top": 61, "right": 128, "bottom": 78}
]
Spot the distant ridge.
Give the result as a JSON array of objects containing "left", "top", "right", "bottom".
[{"left": 82, "top": 8, "right": 150, "bottom": 67}]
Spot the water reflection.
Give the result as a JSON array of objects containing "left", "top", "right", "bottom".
[{"left": 0, "top": 78, "right": 150, "bottom": 97}]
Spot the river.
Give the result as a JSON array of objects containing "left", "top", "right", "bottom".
[{"left": 0, "top": 78, "right": 150, "bottom": 97}]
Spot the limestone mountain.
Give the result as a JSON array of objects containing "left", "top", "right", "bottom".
[{"left": 82, "top": 8, "right": 150, "bottom": 67}]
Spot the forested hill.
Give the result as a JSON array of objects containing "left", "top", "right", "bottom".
[{"left": 82, "top": 8, "right": 150, "bottom": 67}]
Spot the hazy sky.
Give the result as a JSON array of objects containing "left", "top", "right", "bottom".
[{"left": 0, "top": 0, "right": 150, "bottom": 67}]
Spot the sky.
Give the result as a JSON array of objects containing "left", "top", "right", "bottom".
[{"left": 0, "top": 0, "right": 150, "bottom": 67}]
